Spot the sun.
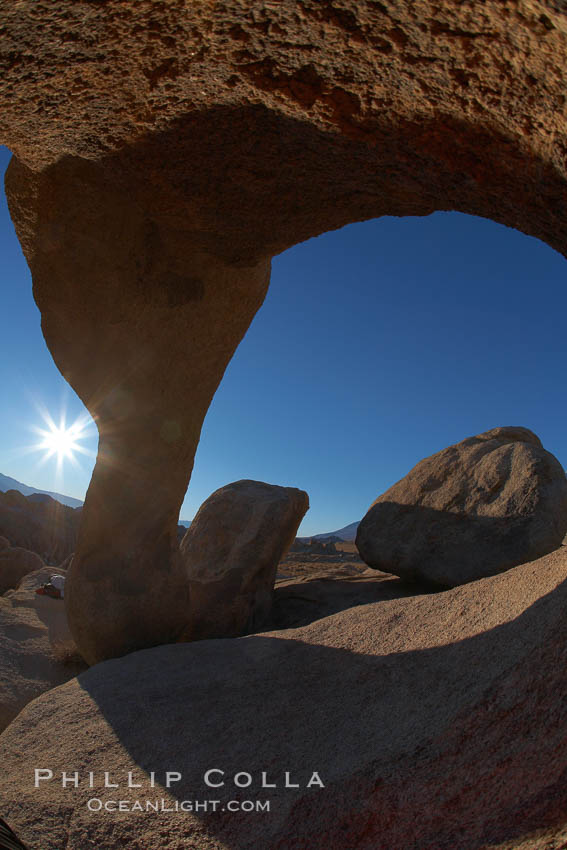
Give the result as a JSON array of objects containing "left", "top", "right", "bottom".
[
  {"left": 29, "top": 405, "right": 95, "bottom": 472},
  {"left": 38, "top": 422, "right": 83, "bottom": 460}
]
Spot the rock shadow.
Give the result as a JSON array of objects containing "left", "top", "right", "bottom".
[
  {"left": 57, "top": 566, "right": 567, "bottom": 849},
  {"left": 268, "top": 569, "right": 442, "bottom": 630}
]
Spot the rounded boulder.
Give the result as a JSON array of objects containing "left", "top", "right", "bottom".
[{"left": 356, "top": 426, "right": 567, "bottom": 586}]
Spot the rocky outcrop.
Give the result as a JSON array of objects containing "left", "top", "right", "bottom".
[
  {"left": 0, "top": 544, "right": 44, "bottom": 594},
  {"left": 2, "top": 2, "right": 567, "bottom": 659},
  {"left": 0, "top": 568, "right": 85, "bottom": 733},
  {"left": 2, "top": 548, "right": 567, "bottom": 849},
  {"left": 357, "top": 427, "right": 567, "bottom": 586},
  {"left": 180, "top": 480, "right": 309, "bottom": 640},
  {"left": 289, "top": 538, "right": 338, "bottom": 555},
  {"left": 0, "top": 489, "right": 80, "bottom": 564}
]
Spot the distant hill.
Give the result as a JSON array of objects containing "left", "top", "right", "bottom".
[
  {"left": 0, "top": 473, "right": 84, "bottom": 509},
  {"left": 300, "top": 520, "right": 360, "bottom": 542},
  {"left": 0, "top": 487, "right": 82, "bottom": 563},
  {"left": 0, "top": 472, "right": 194, "bottom": 525}
]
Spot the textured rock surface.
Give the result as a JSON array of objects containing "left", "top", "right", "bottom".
[
  {"left": 0, "top": 489, "right": 80, "bottom": 564},
  {"left": 0, "top": 570, "right": 85, "bottom": 733},
  {"left": 357, "top": 427, "right": 567, "bottom": 586},
  {"left": 2, "top": 2, "right": 567, "bottom": 658},
  {"left": 0, "top": 544, "right": 44, "bottom": 594},
  {"left": 180, "top": 480, "right": 309, "bottom": 640},
  {"left": 2, "top": 548, "right": 567, "bottom": 849},
  {"left": 2, "top": 0, "right": 567, "bottom": 261}
]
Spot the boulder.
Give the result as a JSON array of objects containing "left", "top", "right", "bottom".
[
  {"left": 0, "top": 536, "right": 9, "bottom": 550},
  {"left": 0, "top": 577, "right": 86, "bottom": 733},
  {"left": 2, "top": 548, "right": 567, "bottom": 849},
  {"left": 356, "top": 427, "right": 567, "bottom": 586},
  {"left": 0, "top": 545, "right": 44, "bottom": 594},
  {"left": 180, "top": 480, "right": 309, "bottom": 639}
]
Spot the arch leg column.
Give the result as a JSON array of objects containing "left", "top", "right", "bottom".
[{"left": 5, "top": 156, "right": 271, "bottom": 664}]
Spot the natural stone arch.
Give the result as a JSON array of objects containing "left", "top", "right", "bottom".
[{"left": 1, "top": 0, "right": 566, "bottom": 663}]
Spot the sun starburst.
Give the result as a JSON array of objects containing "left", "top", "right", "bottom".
[
  {"left": 37, "top": 420, "right": 84, "bottom": 460},
  {"left": 28, "top": 403, "right": 96, "bottom": 475}
]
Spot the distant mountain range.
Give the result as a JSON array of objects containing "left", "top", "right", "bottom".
[
  {"left": 0, "top": 472, "right": 84, "bottom": 509},
  {"left": 300, "top": 520, "right": 360, "bottom": 542}
]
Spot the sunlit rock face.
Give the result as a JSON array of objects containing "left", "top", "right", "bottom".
[{"left": 1, "top": 1, "right": 567, "bottom": 662}]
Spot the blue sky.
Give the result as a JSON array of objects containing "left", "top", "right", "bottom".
[{"left": 1, "top": 143, "right": 566, "bottom": 536}]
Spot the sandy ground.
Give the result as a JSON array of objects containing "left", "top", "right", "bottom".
[{"left": 276, "top": 540, "right": 366, "bottom": 580}]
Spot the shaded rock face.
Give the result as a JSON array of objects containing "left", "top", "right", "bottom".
[
  {"left": 357, "top": 427, "right": 567, "bottom": 586},
  {"left": 0, "top": 490, "right": 80, "bottom": 565},
  {"left": 2, "top": 549, "right": 567, "bottom": 849},
  {"left": 180, "top": 480, "right": 309, "bottom": 640},
  {"left": 0, "top": 544, "right": 44, "bottom": 595},
  {"left": 1, "top": 3, "right": 567, "bottom": 660},
  {"left": 20, "top": 157, "right": 271, "bottom": 664}
]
